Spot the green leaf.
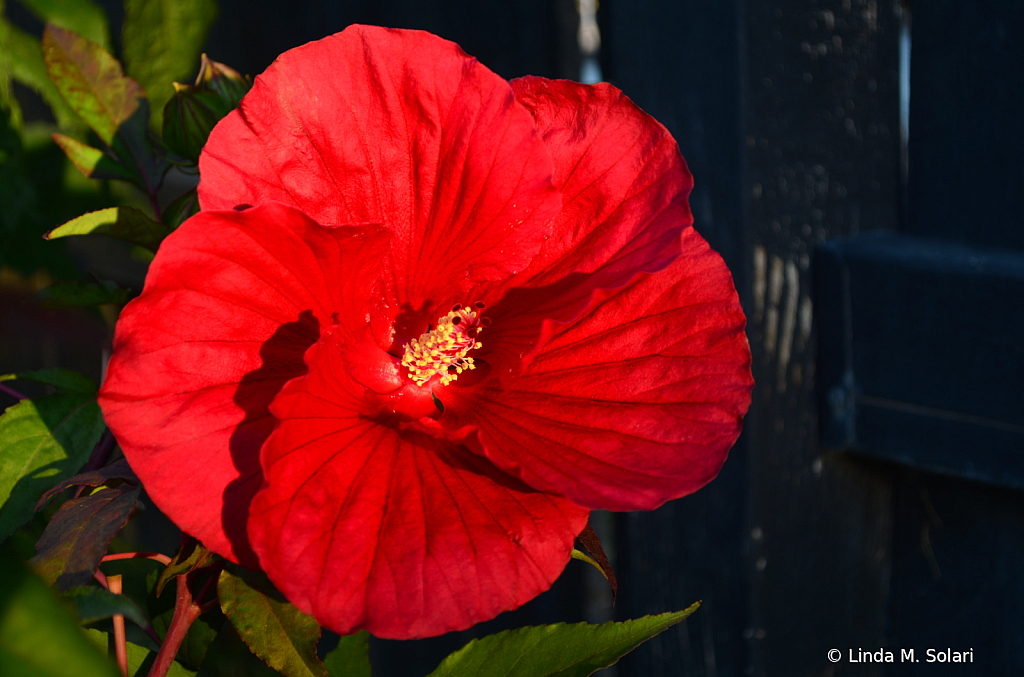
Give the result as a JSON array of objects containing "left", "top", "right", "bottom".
[
  {"left": 45, "top": 206, "right": 172, "bottom": 252},
  {"left": 198, "top": 620, "right": 280, "bottom": 677},
  {"left": 426, "top": 605, "right": 701, "bottom": 677},
  {"left": 122, "top": 0, "right": 218, "bottom": 128},
  {"left": 13, "top": 0, "right": 110, "bottom": 49},
  {"left": 218, "top": 567, "right": 327, "bottom": 677},
  {"left": 30, "top": 484, "right": 141, "bottom": 589},
  {"left": 52, "top": 133, "right": 138, "bottom": 181},
  {"left": 41, "top": 24, "right": 146, "bottom": 147},
  {"left": 37, "top": 279, "right": 131, "bottom": 308},
  {"left": 0, "top": 368, "right": 96, "bottom": 394},
  {"left": 64, "top": 585, "right": 150, "bottom": 629},
  {"left": 155, "top": 537, "right": 213, "bottom": 598},
  {"left": 571, "top": 548, "right": 603, "bottom": 574},
  {"left": 0, "top": 19, "right": 79, "bottom": 128},
  {"left": 323, "top": 631, "right": 371, "bottom": 677},
  {"left": 161, "top": 188, "right": 198, "bottom": 228},
  {"left": 0, "top": 555, "right": 120, "bottom": 677},
  {"left": 85, "top": 629, "right": 197, "bottom": 677},
  {"left": 0, "top": 394, "right": 106, "bottom": 541}
]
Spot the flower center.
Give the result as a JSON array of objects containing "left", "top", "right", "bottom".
[{"left": 401, "top": 303, "right": 489, "bottom": 386}]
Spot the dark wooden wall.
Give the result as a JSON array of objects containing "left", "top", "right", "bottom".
[{"left": 606, "top": 1, "right": 904, "bottom": 675}]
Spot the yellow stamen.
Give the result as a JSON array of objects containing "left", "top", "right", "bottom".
[{"left": 401, "top": 304, "right": 485, "bottom": 386}]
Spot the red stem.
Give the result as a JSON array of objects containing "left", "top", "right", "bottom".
[
  {"left": 0, "top": 382, "right": 26, "bottom": 401},
  {"left": 107, "top": 575, "right": 129, "bottom": 677},
  {"left": 101, "top": 552, "right": 173, "bottom": 566},
  {"left": 85, "top": 430, "right": 117, "bottom": 471},
  {"left": 95, "top": 562, "right": 162, "bottom": 645},
  {"left": 148, "top": 188, "right": 163, "bottom": 223},
  {"left": 147, "top": 575, "right": 202, "bottom": 677}
]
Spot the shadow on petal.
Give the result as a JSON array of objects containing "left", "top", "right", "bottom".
[{"left": 223, "top": 310, "right": 321, "bottom": 566}]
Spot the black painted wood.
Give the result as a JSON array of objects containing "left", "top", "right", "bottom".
[
  {"left": 907, "top": 0, "right": 1024, "bottom": 251},
  {"left": 813, "top": 2, "right": 1024, "bottom": 676},
  {"left": 741, "top": 2, "right": 901, "bottom": 676},
  {"left": 888, "top": 471, "right": 1024, "bottom": 675},
  {"left": 605, "top": 0, "right": 903, "bottom": 675},
  {"left": 817, "top": 233, "right": 1024, "bottom": 488},
  {"left": 208, "top": 0, "right": 580, "bottom": 82}
]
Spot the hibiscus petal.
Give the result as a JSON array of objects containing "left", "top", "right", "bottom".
[
  {"left": 199, "top": 25, "right": 561, "bottom": 306},
  {"left": 511, "top": 77, "right": 691, "bottom": 290},
  {"left": 476, "top": 77, "right": 694, "bottom": 371},
  {"left": 448, "top": 227, "right": 752, "bottom": 511},
  {"left": 249, "top": 326, "right": 589, "bottom": 639},
  {"left": 99, "top": 203, "right": 390, "bottom": 564}
]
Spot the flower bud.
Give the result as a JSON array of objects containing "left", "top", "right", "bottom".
[
  {"left": 195, "top": 54, "right": 252, "bottom": 109},
  {"left": 162, "top": 83, "right": 231, "bottom": 162}
]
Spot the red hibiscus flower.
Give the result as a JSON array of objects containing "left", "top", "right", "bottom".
[{"left": 99, "top": 25, "right": 753, "bottom": 639}]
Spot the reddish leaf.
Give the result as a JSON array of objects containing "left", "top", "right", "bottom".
[
  {"left": 29, "top": 483, "right": 141, "bottom": 590},
  {"left": 576, "top": 524, "right": 617, "bottom": 602},
  {"left": 36, "top": 458, "right": 137, "bottom": 510},
  {"left": 42, "top": 24, "right": 168, "bottom": 192},
  {"left": 42, "top": 24, "right": 145, "bottom": 146}
]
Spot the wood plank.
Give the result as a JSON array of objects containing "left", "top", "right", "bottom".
[
  {"left": 817, "top": 233, "right": 1024, "bottom": 487},
  {"left": 741, "top": 1, "right": 901, "bottom": 674},
  {"left": 208, "top": 0, "right": 578, "bottom": 79},
  {"left": 907, "top": 0, "right": 1024, "bottom": 251},
  {"left": 890, "top": 471, "right": 1024, "bottom": 674}
]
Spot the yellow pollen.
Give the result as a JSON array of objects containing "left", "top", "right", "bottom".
[{"left": 401, "top": 305, "right": 486, "bottom": 386}]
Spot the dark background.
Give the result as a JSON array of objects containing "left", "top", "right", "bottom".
[{"left": 4, "top": 0, "right": 1022, "bottom": 675}]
